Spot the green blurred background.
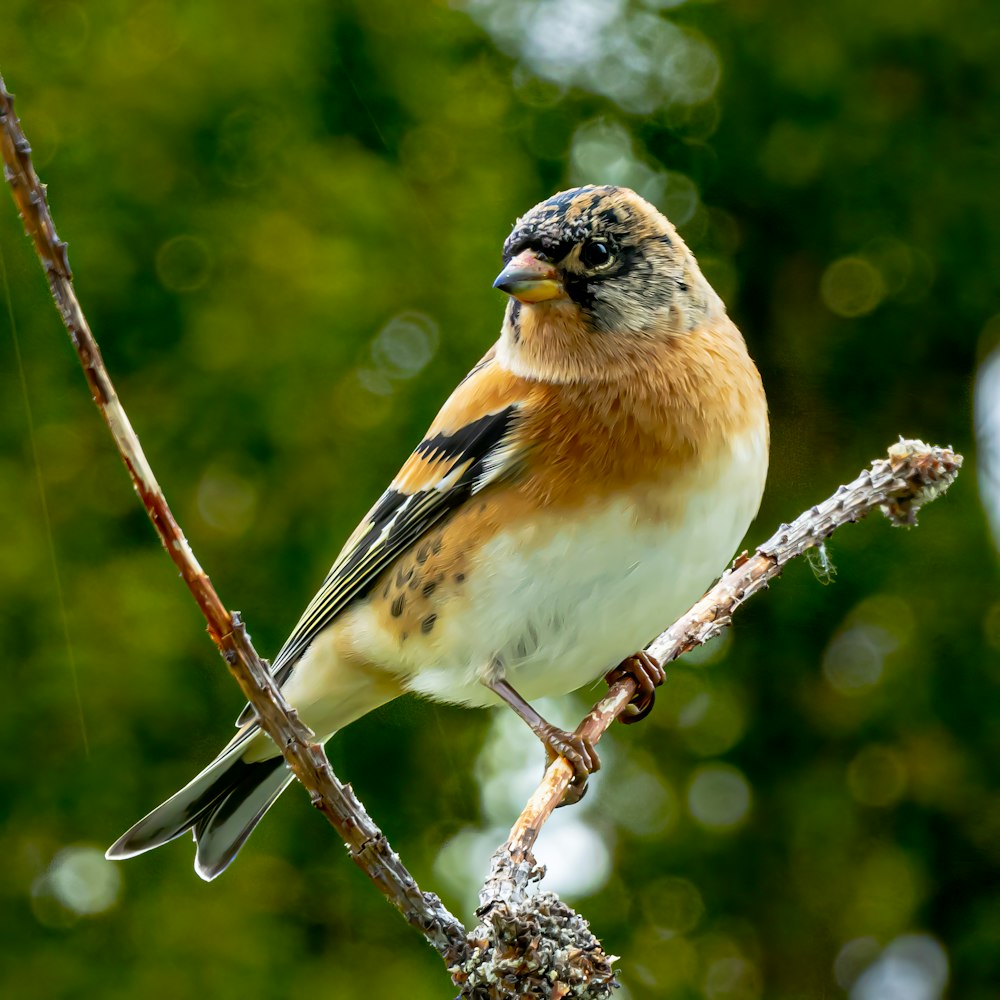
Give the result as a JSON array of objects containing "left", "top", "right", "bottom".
[{"left": 2, "top": 1, "right": 998, "bottom": 997}]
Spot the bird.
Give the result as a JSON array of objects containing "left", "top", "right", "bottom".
[{"left": 106, "top": 184, "right": 769, "bottom": 880}]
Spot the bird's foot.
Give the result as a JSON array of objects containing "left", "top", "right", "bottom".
[
  {"left": 537, "top": 722, "right": 600, "bottom": 807},
  {"left": 605, "top": 650, "right": 665, "bottom": 725},
  {"left": 483, "top": 674, "right": 600, "bottom": 806}
]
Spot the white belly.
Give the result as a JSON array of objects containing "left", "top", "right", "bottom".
[{"left": 389, "top": 427, "right": 767, "bottom": 708}]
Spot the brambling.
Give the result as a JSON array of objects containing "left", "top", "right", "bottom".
[{"left": 107, "top": 185, "right": 768, "bottom": 880}]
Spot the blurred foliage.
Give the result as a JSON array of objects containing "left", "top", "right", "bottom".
[{"left": 1, "top": 1, "right": 998, "bottom": 998}]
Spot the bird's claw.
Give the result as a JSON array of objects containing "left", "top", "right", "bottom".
[
  {"left": 538, "top": 723, "right": 600, "bottom": 807},
  {"left": 605, "top": 650, "right": 665, "bottom": 725}
]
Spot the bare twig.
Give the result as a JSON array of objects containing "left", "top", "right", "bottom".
[
  {"left": 454, "top": 439, "right": 960, "bottom": 997},
  {"left": 480, "top": 439, "right": 962, "bottom": 907},
  {"left": 0, "top": 72, "right": 468, "bottom": 967}
]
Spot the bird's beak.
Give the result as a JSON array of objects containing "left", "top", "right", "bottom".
[{"left": 493, "top": 250, "right": 564, "bottom": 304}]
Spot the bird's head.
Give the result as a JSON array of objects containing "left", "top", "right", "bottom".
[{"left": 493, "top": 185, "right": 723, "bottom": 382}]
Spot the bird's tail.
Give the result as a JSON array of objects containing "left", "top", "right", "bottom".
[{"left": 105, "top": 733, "right": 294, "bottom": 881}]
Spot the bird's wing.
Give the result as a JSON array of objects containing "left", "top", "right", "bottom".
[{"left": 235, "top": 347, "right": 530, "bottom": 725}]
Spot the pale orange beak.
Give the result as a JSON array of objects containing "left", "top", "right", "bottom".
[{"left": 493, "top": 249, "right": 564, "bottom": 304}]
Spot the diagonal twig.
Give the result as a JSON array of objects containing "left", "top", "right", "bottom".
[
  {"left": 479, "top": 438, "right": 962, "bottom": 909},
  {"left": 0, "top": 71, "right": 469, "bottom": 967},
  {"left": 454, "top": 440, "right": 960, "bottom": 996}
]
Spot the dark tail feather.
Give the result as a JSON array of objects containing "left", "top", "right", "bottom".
[
  {"left": 106, "top": 740, "right": 293, "bottom": 881},
  {"left": 192, "top": 758, "right": 292, "bottom": 880}
]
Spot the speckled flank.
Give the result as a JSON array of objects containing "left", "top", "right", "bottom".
[{"left": 368, "top": 522, "right": 475, "bottom": 647}]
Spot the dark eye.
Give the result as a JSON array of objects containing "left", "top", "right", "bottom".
[{"left": 580, "top": 240, "right": 613, "bottom": 269}]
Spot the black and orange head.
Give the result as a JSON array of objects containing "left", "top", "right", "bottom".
[{"left": 494, "top": 185, "right": 717, "bottom": 339}]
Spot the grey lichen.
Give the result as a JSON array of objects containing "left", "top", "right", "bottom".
[{"left": 453, "top": 857, "right": 618, "bottom": 999}]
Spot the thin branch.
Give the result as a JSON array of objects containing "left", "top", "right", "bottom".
[
  {"left": 480, "top": 438, "right": 962, "bottom": 908},
  {"left": 0, "top": 72, "right": 468, "bottom": 967},
  {"left": 454, "top": 440, "right": 961, "bottom": 997}
]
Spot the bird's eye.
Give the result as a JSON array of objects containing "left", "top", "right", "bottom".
[{"left": 580, "top": 240, "right": 613, "bottom": 269}]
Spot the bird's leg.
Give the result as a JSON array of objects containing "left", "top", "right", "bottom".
[
  {"left": 485, "top": 675, "right": 599, "bottom": 805},
  {"left": 604, "top": 650, "right": 665, "bottom": 725}
]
